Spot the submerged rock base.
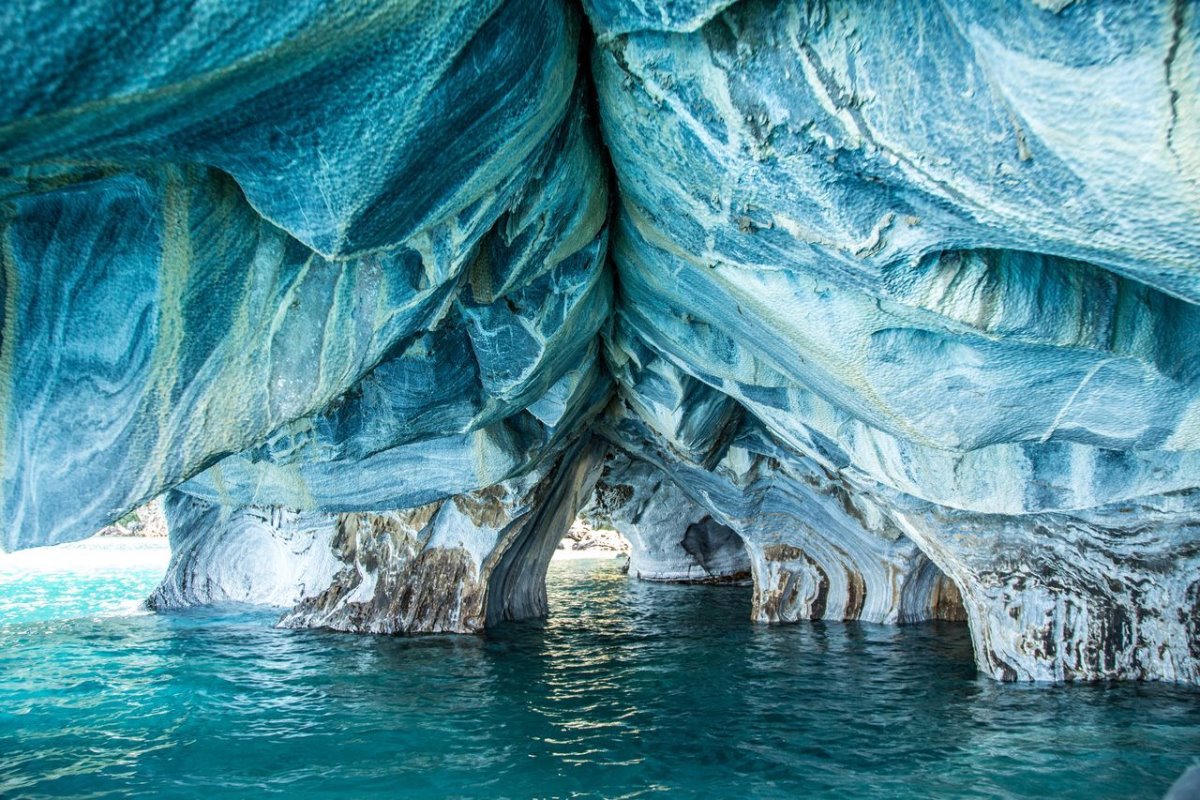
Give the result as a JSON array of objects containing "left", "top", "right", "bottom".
[
  {"left": 150, "top": 441, "right": 605, "bottom": 634},
  {"left": 898, "top": 496, "right": 1200, "bottom": 683}
]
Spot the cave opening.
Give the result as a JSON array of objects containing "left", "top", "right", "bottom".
[
  {"left": 526, "top": 511, "right": 757, "bottom": 636},
  {"left": 6, "top": 0, "right": 1200, "bottom": 793}
]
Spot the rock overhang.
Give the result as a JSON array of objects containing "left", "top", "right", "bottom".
[{"left": 0, "top": 0, "right": 1197, "bottom": 684}]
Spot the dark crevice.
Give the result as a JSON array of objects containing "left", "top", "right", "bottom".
[{"left": 1164, "top": 0, "right": 1185, "bottom": 160}]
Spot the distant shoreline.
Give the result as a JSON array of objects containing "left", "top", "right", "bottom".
[{"left": 551, "top": 548, "right": 627, "bottom": 562}]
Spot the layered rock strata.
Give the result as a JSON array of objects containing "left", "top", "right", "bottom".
[
  {"left": 1, "top": 0, "right": 1197, "bottom": 681},
  {"left": 0, "top": 0, "right": 605, "bottom": 550},
  {"left": 597, "top": 397, "right": 966, "bottom": 625},
  {"left": 585, "top": 0, "right": 1199, "bottom": 680}
]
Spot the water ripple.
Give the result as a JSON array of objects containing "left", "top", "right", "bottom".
[{"left": 1, "top": 546, "right": 1198, "bottom": 798}]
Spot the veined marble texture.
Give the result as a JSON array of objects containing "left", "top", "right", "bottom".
[
  {"left": 587, "top": 0, "right": 1200, "bottom": 682},
  {"left": 152, "top": 438, "right": 605, "bottom": 634},
  {"left": 2, "top": 0, "right": 1198, "bottom": 682},
  {"left": 0, "top": 1, "right": 609, "bottom": 551}
]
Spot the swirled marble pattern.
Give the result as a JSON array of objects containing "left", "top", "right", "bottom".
[{"left": 2, "top": 0, "right": 1198, "bottom": 681}]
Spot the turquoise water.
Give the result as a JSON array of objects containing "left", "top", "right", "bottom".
[{"left": 1, "top": 539, "right": 1198, "bottom": 799}]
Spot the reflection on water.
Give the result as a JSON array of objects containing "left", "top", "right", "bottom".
[{"left": 1, "top": 542, "right": 1197, "bottom": 799}]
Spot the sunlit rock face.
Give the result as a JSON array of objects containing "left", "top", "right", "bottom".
[
  {"left": 2, "top": 0, "right": 1198, "bottom": 681},
  {"left": 589, "top": 0, "right": 1200, "bottom": 681},
  {"left": 149, "top": 492, "right": 344, "bottom": 609}
]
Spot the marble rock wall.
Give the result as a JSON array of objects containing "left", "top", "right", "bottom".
[
  {"left": 0, "top": 0, "right": 608, "bottom": 550},
  {"left": 894, "top": 493, "right": 1200, "bottom": 683},
  {"left": 153, "top": 439, "right": 605, "bottom": 633},
  {"left": 588, "top": 0, "right": 1199, "bottom": 680},
  {"left": 2, "top": 0, "right": 1198, "bottom": 681},
  {"left": 597, "top": 393, "right": 965, "bottom": 626},
  {"left": 582, "top": 450, "right": 752, "bottom": 583}
]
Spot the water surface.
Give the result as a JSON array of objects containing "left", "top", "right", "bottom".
[{"left": 1, "top": 539, "right": 1197, "bottom": 798}]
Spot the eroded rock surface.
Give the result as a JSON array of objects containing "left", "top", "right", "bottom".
[
  {"left": 582, "top": 0, "right": 1200, "bottom": 682},
  {"left": 153, "top": 440, "right": 605, "bottom": 633},
  {"left": 582, "top": 451, "right": 751, "bottom": 583},
  {"left": 149, "top": 491, "right": 343, "bottom": 609},
  {"left": 0, "top": 0, "right": 607, "bottom": 549},
  {"left": 2, "top": 0, "right": 1198, "bottom": 682}
]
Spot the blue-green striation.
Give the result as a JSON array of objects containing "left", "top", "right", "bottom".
[{"left": 1, "top": 0, "right": 1198, "bottom": 684}]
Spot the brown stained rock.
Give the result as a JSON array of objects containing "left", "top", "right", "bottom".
[
  {"left": 844, "top": 567, "right": 866, "bottom": 620},
  {"left": 762, "top": 543, "right": 805, "bottom": 562},
  {"left": 930, "top": 574, "right": 967, "bottom": 622},
  {"left": 330, "top": 511, "right": 425, "bottom": 573},
  {"left": 277, "top": 440, "right": 606, "bottom": 635},
  {"left": 392, "top": 500, "right": 443, "bottom": 536},
  {"left": 279, "top": 504, "right": 489, "bottom": 635},
  {"left": 453, "top": 485, "right": 511, "bottom": 529},
  {"left": 753, "top": 547, "right": 830, "bottom": 623},
  {"left": 374, "top": 546, "right": 485, "bottom": 634},
  {"left": 752, "top": 568, "right": 791, "bottom": 623},
  {"left": 281, "top": 543, "right": 485, "bottom": 635},
  {"left": 805, "top": 552, "right": 831, "bottom": 620}
]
